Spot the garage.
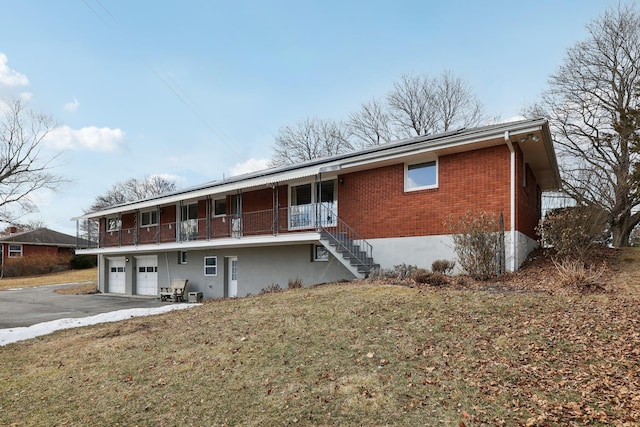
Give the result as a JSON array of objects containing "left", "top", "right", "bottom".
[{"left": 135, "top": 255, "right": 158, "bottom": 296}]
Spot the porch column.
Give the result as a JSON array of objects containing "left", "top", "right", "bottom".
[{"left": 272, "top": 183, "right": 279, "bottom": 236}]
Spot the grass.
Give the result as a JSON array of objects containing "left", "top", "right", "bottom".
[
  {"left": 0, "top": 268, "right": 97, "bottom": 291},
  {"left": 0, "top": 252, "right": 639, "bottom": 425}
]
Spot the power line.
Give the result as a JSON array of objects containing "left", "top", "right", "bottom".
[{"left": 81, "top": 0, "right": 249, "bottom": 164}]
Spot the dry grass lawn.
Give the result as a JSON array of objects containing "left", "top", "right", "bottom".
[
  {"left": 0, "top": 268, "right": 97, "bottom": 292},
  {"left": 0, "top": 250, "right": 638, "bottom": 426}
]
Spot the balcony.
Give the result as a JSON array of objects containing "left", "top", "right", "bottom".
[{"left": 80, "top": 203, "right": 338, "bottom": 249}]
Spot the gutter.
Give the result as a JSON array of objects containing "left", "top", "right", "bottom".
[{"left": 504, "top": 131, "right": 517, "bottom": 271}]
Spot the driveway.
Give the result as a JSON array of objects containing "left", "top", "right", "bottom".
[{"left": 0, "top": 283, "right": 168, "bottom": 328}]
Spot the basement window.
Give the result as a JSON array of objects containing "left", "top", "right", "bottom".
[
  {"left": 405, "top": 160, "right": 438, "bottom": 191},
  {"left": 313, "top": 245, "right": 329, "bottom": 262},
  {"left": 204, "top": 256, "right": 217, "bottom": 276}
]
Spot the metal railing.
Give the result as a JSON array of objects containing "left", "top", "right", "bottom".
[
  {"left": 320, "top": 205, "right": 374, "bottom": 272},
  {"left": 79, "top": 203, "right": 343, "bottom": 249}
]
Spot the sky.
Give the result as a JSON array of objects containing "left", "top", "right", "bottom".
[{"left": 0, "top": 0, "right": 625, "bottom": 236}]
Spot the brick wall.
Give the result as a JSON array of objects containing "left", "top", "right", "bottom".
[
  {"left": 338, "top": 145, "right": 513, "bottom": 239},
  {"left": 517, "top": 155, "right": 542, "bottom": 239}
]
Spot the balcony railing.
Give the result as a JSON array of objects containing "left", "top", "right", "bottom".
[{"left": 79, "top": 203, "right": 337, "bottom": 249}]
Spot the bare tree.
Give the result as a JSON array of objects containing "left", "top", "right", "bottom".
[
  {"left": 270, "top": 117, "right": 352, "bottom": 167},
  {"left": 87, "top": 175, "right": 178, "bottom": 212},
  {"left": 387, "top": 71, "right": 487, "bottom": 138},
  {"left": 539, "top": 3, "right": 640, "bottom": 247},
  {"left": 270, "top": 71, "right": 487, "bottom": 163},
  {"left": 387, "top": 73, "right": 438, "bottom": 138},
  {"left": 435, "top": 70, "right": 485, "bottom": 132},
  {"left": 348, "top": 98, "right": 396, "bottom": 149},
  {"left": 0, "top": 98, "right": 64, "bottom": 223}
]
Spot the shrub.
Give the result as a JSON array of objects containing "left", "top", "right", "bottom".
[
  {"left": 537, "top": 205, "right": 608, "bottom": 262},
  {"left": 369, "top": 264, "right": 418, "bottom": 281},
  {"left": 552, "top": 258, "right": 606, "bottom": 292},
  {"left": 413, "top": 271, "right": 448, "bottom": 286},
  {"left": 69, "top": 254, "right": 97, "bottom": 269},
  {"left": 392, "top": 263, "right": 418, "bottom": 279},
  {"left": 288, "top": 276, "right": 303, "bottom": 289},
  {"left": 259, "top": 283, "right": 282, "bottom": 294},
  {"left": 2, "top": 254, "right": 67, "bottom": 277},
  {"left": 447, "top": 211, "right": 501, "bottom": 280},
  {"left": 431, "top": 259, "right": 455, "bottom": 274}
]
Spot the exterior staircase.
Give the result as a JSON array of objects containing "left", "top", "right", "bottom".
[{"left": 319, "top": 221, "right": 379, "bottom": 279}]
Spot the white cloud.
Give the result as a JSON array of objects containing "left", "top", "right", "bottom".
[
  {"left": 0, "top": 53, "right": 29, "bottom": 87},
  {"left": 64, "top": 97, "right": 79, "bottom": 112},
  {"left": 229, "top": 158, "right": 270, "bottom": 176},
  {"left": 150, "top": 172, "right": 186, "bottom": 187},
  {"left": 19, "top": 92, "right": 32, "bottom": 102},
  {"left": 44, "top": 125, "right": 126, "bottom": 152}
]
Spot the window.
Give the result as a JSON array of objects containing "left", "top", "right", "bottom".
[
  {"left": 181, "top": 203, "right": 198, "bottom": 241},
  {"left": 291, "top": 183, "right": 312, "bottom": 206},
  {"left": 313, "top": 245, "right": 329, "bottom": 261},
  {"left": 229, "top": 195, "right": 241, "bottom": 216},
  {"left": 289, "top": 180, "right": 337, "bottom": 229},
  {"left": 181, "top": 203, "right": 198, "bottom": 221},
  {"left": 405, "top": 160, "right": 437, "bottom": 191},
  {"left": 178, "top": 251, "right": 188, "bottom": 264},
  {"left": 140, "top": 210, "right": 158, "bottom": 226},
  {"left": 214, "top": 198, "right": 226, "bottom": 216},
  {"left": 204, "top": 256, "right": 217, "bottom": 276},
  {"left": 8, "top": 244, "right": 22, "bottom": 257},
  {"left": 107, "top": 217, "right": 121, "bottom": 232}
]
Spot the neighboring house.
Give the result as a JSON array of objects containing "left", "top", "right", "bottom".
[
  {"left": 74, "top": 118, "right": 560, "bottom": 299},
  {"left": 0, "top": 227, "right": 79, "bottom": 265}
]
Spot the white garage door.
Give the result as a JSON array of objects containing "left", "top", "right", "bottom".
[
  {"left": 108, "top": 258, "right": 126, "bottom": 294},
  {"left": 136, "top": 256, "right": 158, "bottom": 296}
]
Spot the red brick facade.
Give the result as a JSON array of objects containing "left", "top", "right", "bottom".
[
  {"left": 1, "top": 243, "right": 73, "bottom": 265},
  {"left": 96, "top": 143, "right": 543, "bottom": 245},
  {"left": 337, "top": 144, "right": 520, "bottom": 239}
]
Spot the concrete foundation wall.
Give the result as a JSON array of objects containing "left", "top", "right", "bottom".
[
  {"left": 99, "top": 244, "right": 355, "bottom": 299},
  {"left": 370, "top": 232, "right": 538, "bottom": 273}
]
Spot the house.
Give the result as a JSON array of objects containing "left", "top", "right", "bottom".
[
  {"left": 0, "top": 227, "right": 79, "bottom": 267},
  {"left": 73, "top": 118, "right": 560, "bottom": 299}
]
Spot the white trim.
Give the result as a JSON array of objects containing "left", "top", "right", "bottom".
[
  {"left": 212, "top": 198, "right": 227, "bottom": 217},
  {"left": 8, "top": 244, "right": 22, "bottom": 257},
  {"left": 404, "top": 159, "right": 438, "bottom": 192},
  {"left": 204, "top": 256, "right": 217, "bottom": 276},
  {"left": 140, "top": 209, "right": 158, "bottom": 227},
  {"left": 76, "top": 232, "right": 323, "bottom": 256},
  {"left": 74, "top": 119, "right": 558, "bottom": 221},
  {"left": 504, "top": 131, "right": 517, "bottom": 271}
]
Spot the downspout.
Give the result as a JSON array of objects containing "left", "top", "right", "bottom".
[{"left": 504, "top": 131, "right": 517, "bottom": 271}]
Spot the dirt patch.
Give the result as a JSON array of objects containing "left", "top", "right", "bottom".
[{"left": 53, "top": 282, "right": 99, "bottom": 295}]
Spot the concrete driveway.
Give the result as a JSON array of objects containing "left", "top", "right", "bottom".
[{"left": 0, "top": 283, "right": 168, "bottom": 328}]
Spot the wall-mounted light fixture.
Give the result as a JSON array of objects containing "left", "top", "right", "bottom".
[
  {"left": 519, "top": 134, "right": 540, "bottom": 143},
  {"left": 125, "top": 257, "right": 129, "bottom": 263}
]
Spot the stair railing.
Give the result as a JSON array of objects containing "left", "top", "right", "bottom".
[{"left": 320, "top": 203, "right": 374, "bottom": 272}]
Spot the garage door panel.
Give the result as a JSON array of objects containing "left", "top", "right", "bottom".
[
  {"left": 108, "top": 258, "right": 126, "bottom": 294},
  {"left": 136, "top": 256, "right": 158, "bottom": 296}
]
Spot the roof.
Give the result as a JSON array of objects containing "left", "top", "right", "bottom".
[
  {"left": 75, "top": 118, "right": 561, "bottom": 220},
  {"left": 0, "top": 228, "right": 79, "bottom": 247}
]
